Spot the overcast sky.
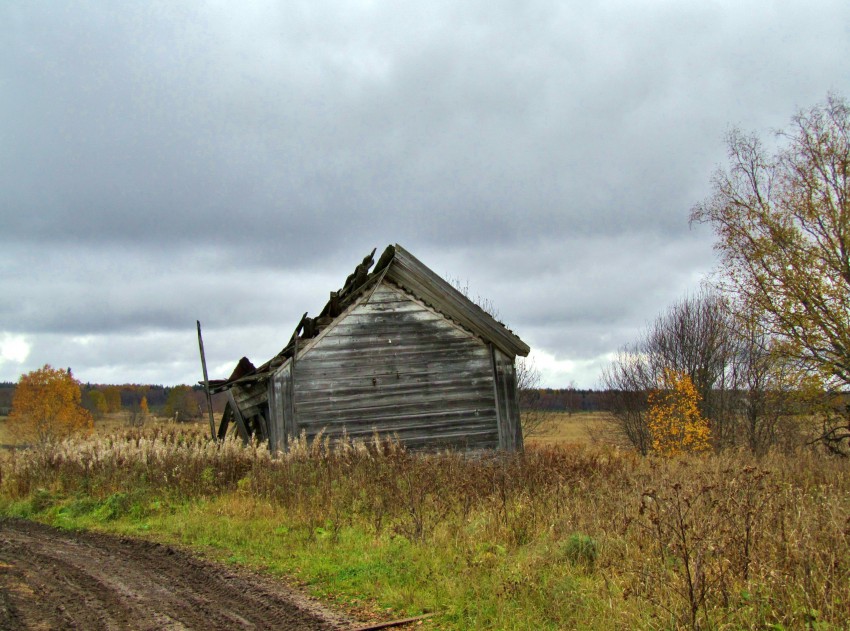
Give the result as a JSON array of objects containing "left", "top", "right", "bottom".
[{"left": 1, "top": 1, "right": 848, "bottom": 388}]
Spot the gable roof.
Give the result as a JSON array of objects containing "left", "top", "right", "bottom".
[
  {"left": 207, "top": 244, "right": 529, "bottom": 393},
  {"left": 386, "top": 245, "right": 529, "bottom": 358}
]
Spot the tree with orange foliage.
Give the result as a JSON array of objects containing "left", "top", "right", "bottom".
[
  {"left": 8, "top": 365, "right": 94, "bottom": 444},
  {"left": 647, "top": 370, "right": 711, "bottom": 456}
]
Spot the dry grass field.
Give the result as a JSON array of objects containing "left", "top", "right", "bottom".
[
  {"left": 524, "top": 411, "right": 620, "bottom": 447},
  {"left": 0, "top": 409, "right": 595, "bottom": 449},
  {"left": 0, "top": 412, "right": 210, "bottom": 449},
  {"left": 1, "top": 410, "right": 624, "bottom": 452},
  {"left": 3, "top": 426, "right": 848, "bottom": 629}
]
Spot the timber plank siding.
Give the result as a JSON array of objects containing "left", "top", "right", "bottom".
[
  {"left": 208, "top": 244, "right": 529, "bottom": 452},
  {"left": 274, "top": 283, "right": 501, "bottom": 450}
]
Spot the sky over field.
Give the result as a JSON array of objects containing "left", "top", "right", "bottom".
[{"left": 2, "top": 1, "right": 849, "bottom": 388}]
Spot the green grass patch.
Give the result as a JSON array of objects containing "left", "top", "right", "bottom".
[{"left": 2, "top": 489, "right": 615, "bottom": 629}]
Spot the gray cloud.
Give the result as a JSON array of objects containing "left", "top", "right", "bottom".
[{"left": 2, "top": 0, "right": 849, "bottom": 386}]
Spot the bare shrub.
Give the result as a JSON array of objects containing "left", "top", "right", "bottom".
[
  {"left": 516, "top": 356, "right": 552, "bottom": 437},
  {"left": 603, "top": 291, "right": 814, "bottom": 455}
]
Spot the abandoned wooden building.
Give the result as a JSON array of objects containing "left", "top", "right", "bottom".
[{"left": 206, "top": 244, "right": 530, "bottom": 451}]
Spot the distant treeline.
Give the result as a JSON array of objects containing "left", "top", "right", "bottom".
[
  {"left": 0, "top": 382, "right": 227, "bottom": 419},
  {"left": 522, "top": 388, "right": 614, "bottom": 413},
  {"left": 1, "top": 381, "right": 613, "bottom": 418}
]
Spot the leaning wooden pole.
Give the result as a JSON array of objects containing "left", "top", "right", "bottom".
[{"left": 196, "top": 320, "right": 217, "bottom": 440}]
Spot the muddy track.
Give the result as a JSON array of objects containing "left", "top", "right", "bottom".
[{"left": 0, "top": 518, "right": 354, "bottom": 630}]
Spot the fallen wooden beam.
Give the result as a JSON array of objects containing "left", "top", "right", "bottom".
[{"left": 349, "top": 612, "right": 437, "bottom": 631}]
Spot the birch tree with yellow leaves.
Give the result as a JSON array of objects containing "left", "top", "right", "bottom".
[{"left": 647, "top": 370, "right": 712, "bottom": 456}]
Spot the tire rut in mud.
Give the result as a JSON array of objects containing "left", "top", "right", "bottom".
[{"left": 0, "top": 518, "right": 353, "bottom": 630}]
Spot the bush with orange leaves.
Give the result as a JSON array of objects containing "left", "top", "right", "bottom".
[
  {"left": 647, "top": 370, "right": 711, "bottom": 455},
  {"left": 8, "top": 365, "right": 94, "bottom": 445}
]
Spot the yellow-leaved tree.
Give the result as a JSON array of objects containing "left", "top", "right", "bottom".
[
  {"left": 8, "top": 365, "right": 94, "bottom": 444},
  {"left": 691, "top": 94, "right": 850, "bottom": 453},
  {"left": 647, "top": 370, "right": 711, "bottom": 456}
]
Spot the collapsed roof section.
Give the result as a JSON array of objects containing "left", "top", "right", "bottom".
[{"left": 207, "top": 243, "right": 529, "bottom": 394}]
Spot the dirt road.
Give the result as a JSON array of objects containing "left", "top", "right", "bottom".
[{"left": 0, "top": 518, "right": 353, "bottom": 630}]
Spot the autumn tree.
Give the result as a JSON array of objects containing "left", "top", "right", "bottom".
[
  {"left": 602, "top": 291, "right": 737, "bottom": 453},
  {"left": 647, "top": 370, "right": 711, "bottom": 456},
  {"left": 164, "top": 386, "right": 201, "bottom": 422},
  {"left": 8, "top": 365, "right": 94, "bottom": 444},
  {"left": 604, "top": 291, "right": 805, "bottom": 454},
  {"left": 691, "top": 94, "right": 850, "bottom": 452},
  {"left": 103, "top": 386, "right": 122, "bottom": 413}
]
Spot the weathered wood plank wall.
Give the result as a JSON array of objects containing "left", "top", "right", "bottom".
[
  {"left": 230, "top": 383, "right": 268, "bottom": 421},
  {"left": 493, "top": 348, "right": 523, "bottom": 451},
  {"left": 282, "top": 282, "right": 501, "bottom": 450}
]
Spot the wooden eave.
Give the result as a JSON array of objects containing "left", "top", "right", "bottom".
[{"left": 385, "top": 244, "right": 530, "bottom": 358}]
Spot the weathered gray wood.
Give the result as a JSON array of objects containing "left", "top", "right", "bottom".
[
  {"left": 267, "top": 377, "right": 280, "bottom": 451},
  {"left": 296, "top": 382, "right": 494, "bottom": 408},
  {"left": 298, "top": 425, "right": 498, "bottom": 446},
  {"left": 275, "top": 371, "right": 286, "bottom": 450},
  {"left": 217, "top": 401, "right": 233, "bottom": 440},
  {"left": 196, "top": 321, "right": 217, "bottom": 440},
  {"left": 387, "top": 245, "right": 530, "bottom": 358},
  {"left": 290, "top": 281, "right": 501, "bottom": 451},
  {"left": 329, "top": 291, "right": 341, "bottom": 317},
  {"left": 505, "top": 357, "right": 524, "bottom": 451},
  {"left": 255, "top": 410, "right": 269, "bottom": 442},
  {"left": 492, "top": 348, "right": 522, "bottom": 451},
  {"left": 325, "top": 305, "right": 469, "bottom": 326},
  {"left": 297, "top": 412, "right": 497, "bottom": 431},
  {"left": 297, "top": 424, "right": 498, "bottom": 450},
  {"left": 283, "top": 362, "right": 297, "bottom": 441},
  {"left": 297, "top": 411, "right": 498, "bottom": 434},
  {"left": 296, "top": 401, "right": 497, "bottom": 426},
  {"left": 226, "top": 390, "right": 251, "bottom": 443},
  {"left": 294, "top": 343, "right": 492, "bottom": 372},
  {"left": 213, "top": 245, "right": 529, "bottom": 454},
  {"left": 295, "top": 361, "right": 492, "bottom": 385},
  {"left": 489, "top": 343, "right": 507, "bottom": 449},
  {"left": 234, "top": 386, "right": 267, "bottom": 410},
  {"left": 268, "top": 367, "right": 285, "bottom": 451},
  {"left": 291, "top": 335, "right": 298, "bottom": 436}
]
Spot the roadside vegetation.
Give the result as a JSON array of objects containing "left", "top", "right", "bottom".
[{"left": 1, "top": 426, "right": 848, "bottom": 630}]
